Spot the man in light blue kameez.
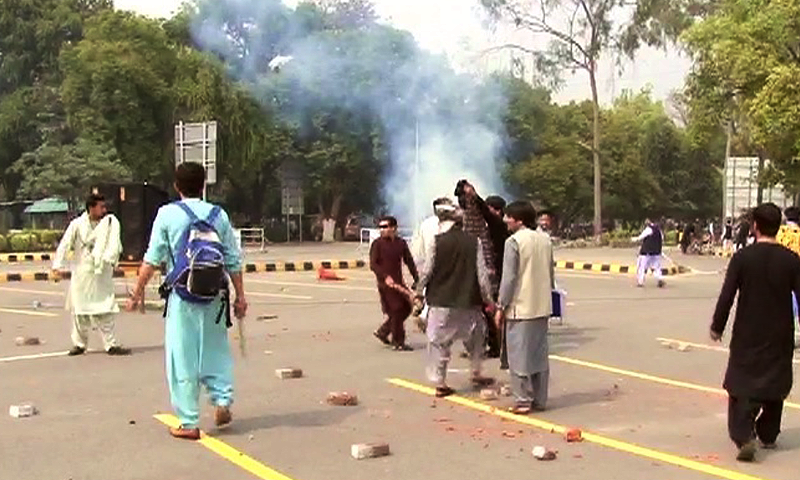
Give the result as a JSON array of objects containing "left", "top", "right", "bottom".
[{"left": 127, "top": 163, "right": 248, "bottom": 440}]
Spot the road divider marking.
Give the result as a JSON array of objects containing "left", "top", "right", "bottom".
[
  {"left": 248, "top": 279, "right": 374, "bottom": 292},
  {"left": 248, "top": 292, "right": 313, "bottom": 300},
  {"left": 0, "top": 351, "right": 69, "bottom": 363},
  {"left": 388, "top": 378, "right": 773, "bottom": 480},
  {"left": 656, "top": 337, "right": 800, "bottom": 365},
  {"left": 153, "top": 414, "right": 297, "bottom": 480},
  {"left": 549, "top": 355, "right": 800, "bottom": 410},
  {"left": 0, "top": 307, "right": 57, "bottom": 317},
  {"left": 0, "top": 286, "right": 64, "bottom": 296}
]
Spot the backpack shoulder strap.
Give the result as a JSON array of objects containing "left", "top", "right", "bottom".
[
  {"left": 206, "top": 205, "right": 222, "bottom": 226},
  {"left": 175, "top": 202, "right": 199, "bottom": 223}
]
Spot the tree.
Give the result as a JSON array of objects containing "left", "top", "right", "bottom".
[
  {"left": 12, "top": 138, "right": 131, "bottom": 208},
  {"left": 682, "top": 0, "right": 800, "bottom": 202},
  {"left": 0, "top": 0, "right": 111, "bottom": 198},
  {"left": 481, "top": 0, "right": 700, "bottom": 235},
  {"left": 60, "top": 11, "right": 179, "bottom": 182}
]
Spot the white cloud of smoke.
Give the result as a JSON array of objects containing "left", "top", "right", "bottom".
[{"left": 191, "top": 0, "right": 509, "bottom": 226}]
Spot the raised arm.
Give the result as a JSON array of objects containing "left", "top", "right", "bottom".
[{"left": 476, "top": 239, "right": 494, "bottom": 305}]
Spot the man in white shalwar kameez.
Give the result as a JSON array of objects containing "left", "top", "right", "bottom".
[{"left": 52, "top": 194, "right": 130, "bottom": 356}]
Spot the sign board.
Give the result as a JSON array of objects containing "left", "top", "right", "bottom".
[
  {"left": 281, "top": 185, "right": 304, "bottom": 215},
  {"left": 279, "top": 161, "right": 305, "bottom": 215},
  {"left": 175, "top": 121, "right": 217, "bottom": 185},
  {"left": 724, "top": 157, "right": 790, "bottom": 218}
]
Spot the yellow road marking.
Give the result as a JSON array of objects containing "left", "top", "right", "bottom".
[
  {"left": 550, "top": 355, "right": 800, "bottom": 410},
  {"left": 153, "top": 414, "right": 297, "bottom": 480},
  {"left": 388, "top": 378, "right": 773, "bottom": 480},
  {"left": 0, "top": 307, "right": 57, "bottom": 317},
  {"left": 0, "top": 286, "right": 63, "bottom": 296},
  {"left": 248, "top": 279, "right": 374, "bottom": 292},
  {"left": 248, "top": 291, "right": 313, "bottom": 300},
  {"left": 657, "top": 337, "right": 800, "bottom": 365}
]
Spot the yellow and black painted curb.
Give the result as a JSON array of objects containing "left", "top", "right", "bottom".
[
  {"left": 0, "top": 260, "right": 367, "bottom": 283},
  {"left": 243, "top": 259, "right": 366, "bottom": 273},
  {"left": 0, "top": 252, "right": 53, "bottom": 263},
  {"left": 554, "top": 260, "right": 690, "bottom": 276}
]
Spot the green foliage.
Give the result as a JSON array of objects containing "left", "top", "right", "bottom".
[
  {"left": 9, "top": 233, "right": 35, "bottom": 252},
  {"left": 0, "top": 0, "right": 727, "bottom": 232},
  {"left": 12, "top": 138, "right": 131, "bottom": 208},
  {"left": 0, "top": 234, "right": 7, "bottom": 252}
]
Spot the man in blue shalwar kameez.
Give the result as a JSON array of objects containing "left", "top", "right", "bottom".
[{"left": 127, "top": 163, "right": 247, "bottom": 440}]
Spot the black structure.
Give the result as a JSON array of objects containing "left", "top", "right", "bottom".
[{"left": 92, "top": 183, "right": 171, "bottom": 262}]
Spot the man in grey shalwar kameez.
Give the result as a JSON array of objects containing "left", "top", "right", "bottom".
[
  {"left": 415, "top": 208, "right": 496, "bottom": 398},
  {"left": 495, "top": 201, "right": 554, "bottom": 413}
]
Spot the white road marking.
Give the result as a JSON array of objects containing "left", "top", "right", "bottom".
[
  {"left": 248, "top": 291, "right": 313, "bottom": 300},
  {"left": 0, "top": 308, "right": 57, "bottom": 317},
  {"left": 0, "top": 286, "right": 63, "bottom": 296},
  {"left": 248, "top": 279, "right": 374, "bottom": 292},
  {"left": 0, "top": 349, "right": 103, "bottom": 363}
]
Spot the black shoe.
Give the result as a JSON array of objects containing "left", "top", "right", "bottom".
[
  {"left": 68, "top": 346, "right": 86, "bottom": 356},
  {"left": 107, "top": 346, "right": 132, "bottom": 356},
  {"left": 393, "top": 344, "right": 414, "bottom": 352},
  {"left": 736, "top": 440, "right": 757, "bottom": 462},
  {"left": 373, "top": 331, "right": 391, "bottom": 346}
]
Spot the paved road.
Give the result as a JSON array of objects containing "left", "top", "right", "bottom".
[
  {"left": 4, "top": 256, "right": 794, "bottom": 480},
  {"left": 0, "top": 243, "right": 728, "bottom": 274}
]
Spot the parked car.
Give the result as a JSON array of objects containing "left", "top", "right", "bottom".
[{"left": 343, "top": 213, "right": 375, "bottom": 241}]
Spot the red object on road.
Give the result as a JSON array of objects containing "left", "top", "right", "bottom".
[{"left": 318, "top": 267, "right": 346, "bottom": 281}]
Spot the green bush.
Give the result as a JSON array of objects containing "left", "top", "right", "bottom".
[
  {"left": 9, "top": 234, "right": 33, "bottom": 252},
  {"left": 0, "top": 234, "right": 7, "bottom": 252},
  {"left": 38, "top": 230, "right": 61, "bottom": 249},
  {"left": 664, "top": 230, "right": 678, "bottom": 246}
]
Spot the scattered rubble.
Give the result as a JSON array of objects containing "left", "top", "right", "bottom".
[
  {"left": 14, "top": 336, "right": 41, "bottom": 346},
  {"left": 566, "top": 428, "right": 583, "bottom": 443},
  {"left": 327, "top": 392, "right": 359, "bottom": 406},
  {"left": 256, "top": 314, "right": 279, "bottom": 321},
  {"left": 351, "top": 443, "right": 390, "bottom": 460},
  {"left": 532, "top": 446, "right": 557, "bottom": 461},
  {"left": 275, "top": 368, "right": 303, "bottom": 379},
  {"left": 9, "top": 404, "right": 36, "bottom": 418}
]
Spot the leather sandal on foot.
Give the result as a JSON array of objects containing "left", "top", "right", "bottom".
[
  {"left": 509, "top": 404, "right": 532, "bottom": 415},
  {"left": 169, "top": 426, "right": 201, "bottom": 440},
  {"left": 373, "top": 331, "right": 391, "bottom": 346},
  {"left": 214, "top": 406, "right": 232, "bottom": 429},
  {"left": 435, "top": 386, "right": 455, "bottom": 398}
]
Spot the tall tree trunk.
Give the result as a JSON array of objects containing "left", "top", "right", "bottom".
[
  {"left": 589, "top": 64, "right": 602, "bottom": 237},
  {"left": 756, "top": 151, "right": 765, "bottom": 204}
]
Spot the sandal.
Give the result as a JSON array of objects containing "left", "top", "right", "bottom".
[
  {"left": 435, "top": 386, "right": 455, "bottom": 398},
  {"left": 508, "top": 404, "right": 532, "bottom": 415}
]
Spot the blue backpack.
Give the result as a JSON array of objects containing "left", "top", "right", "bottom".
[{"left": 160, "top": 202, "right": 231, "bottom": 326}]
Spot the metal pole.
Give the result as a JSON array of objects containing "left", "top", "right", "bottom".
[
  {"left": 414, "top": 118, "right": 420, "bottom": 222},
  {"left": 203, "top": 122, "right": 208, "bottom": 202},
  {"left": 286, "top": 214, "right": 290, "bottom": 243},
  {"left": 723, "top": 124, "right": 731, "bottom": 224}
]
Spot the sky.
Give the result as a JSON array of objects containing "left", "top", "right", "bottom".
[{"left": 114, "top": 0, "right": 691, "bottom": 106}]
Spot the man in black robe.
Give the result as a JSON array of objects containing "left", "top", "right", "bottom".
[{"left": 712, "top": 202, "right": 800, "bottom": 462}]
